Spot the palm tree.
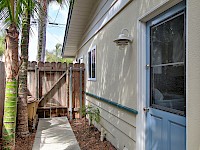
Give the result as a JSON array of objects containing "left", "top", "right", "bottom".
[
  {"left": 0, "top": 34, "right": 5, "bottom": 60},
  {"left": 37, "top": 0, "right": 47, "bottom": 62},
  {"left": 37, "top": 0, "right": 69, "bottom": 62},
  {"left": 17, "top": 0, "right": 37, "bottom": 137},
  {"left": 0, "top": 0, "right": 40, "bottom": 147},
  {"left": 0, "top": 0, "right": 22, "bottom": 148}
]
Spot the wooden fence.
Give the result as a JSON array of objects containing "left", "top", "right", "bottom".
[
  {"left": 0, "top": 61, "right": 5, "bottom": 139},
  {"left": 68, "top": 63, "right": 85, "bottom": 119},
  {"left": 28, "top": 62, "right": 85, "bottom": 119},
  {"left": 28, "top": 61, "right": 68, "bottom": 118},
  {"left": 0, "top": 61, "right": 85, "bottom": 136}
]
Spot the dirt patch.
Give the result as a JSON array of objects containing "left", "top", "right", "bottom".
[
  {"left": 70, "top": 118, "right": 116, "bottom": 150},
  {"left": 0, "top": 131, "right": 36, "bottom": 150},
  {"left": 15, "top": 131, "right": 36, "bottom": 150}
]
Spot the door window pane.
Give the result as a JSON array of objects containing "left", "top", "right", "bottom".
[
  {"left": 151, "top": 14, "right": 184, "bottom": 65},
  {"left": 151, "top": 65, "right": 185, "bottom": 112},
  {"left": 150, "top": 13, "right": 185, "bottom": 115}
]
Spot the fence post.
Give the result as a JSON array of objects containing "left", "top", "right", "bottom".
[
  {"left": 35, "top": 65, "right": 39, "bottom": 100},
  {"left": 69, "top": 67, "right": 73, "bottom": 120},
  {"left": 79, "top": 67, "right": 82, "bottom": 118},
  {"left": 0, "top": 62, "right": 5, "bottom": 140}
]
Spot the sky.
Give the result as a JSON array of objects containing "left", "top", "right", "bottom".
[{"left": 29, "top": 2, "right": 69, "bottom": 61}]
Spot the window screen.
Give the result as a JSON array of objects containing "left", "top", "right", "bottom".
[{"left": 150, "top": 12, "right": 186, "bottom": 115}]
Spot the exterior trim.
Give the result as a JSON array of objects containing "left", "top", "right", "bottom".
[
  {"left": 80, "top": 0, "right": 133, "bottom": 50},
  {"left": 136, "top": 1, "right": 185, "bottom": 150},
  {"left": 61, "top": 0, "right": 75, "bottom": 57},
  {"left": 85, "top": 92, "right": 138, "bottom": 115}
]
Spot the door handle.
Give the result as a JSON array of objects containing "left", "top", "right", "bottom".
[
  {"left": 146, "top": 64, "right": 150, "bottom": 69},
  {"left": 143, "top": 107, "right": 149, "bottom": 112}
]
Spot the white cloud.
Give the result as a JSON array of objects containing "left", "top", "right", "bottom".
[
  {"left": 49, "top": 2, "right": 60, "bottom": 11},
  {"left": 59, "top": 5, "right": 69, "bottom": 18}
]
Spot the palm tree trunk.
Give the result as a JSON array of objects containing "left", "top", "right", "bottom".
[
  {"left": 17, "top": 12, "right": 31, "bottom": 137},
  {"left": 37, "top": 0, "right": 47, "bottom": 62},
  {"left": 2, "top": 24, "right": 19, "bottom": 150},
  {"left": 37, "top": 18, "right": 43, "bottom": 61}
]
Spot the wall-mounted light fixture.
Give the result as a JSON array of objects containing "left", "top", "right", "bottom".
[{"left": 113, "top": 28, "right": 133, "bottom": 50}]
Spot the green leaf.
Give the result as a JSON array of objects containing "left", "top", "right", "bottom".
[{"left": 46, "top": 43, "right": 73, "bottom": 63}]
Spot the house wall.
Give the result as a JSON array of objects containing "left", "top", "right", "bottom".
[
  {"left": 187, "top": 0, "right": 200, "bottom": 149},
  {"left": 75, "top": 0, "right": 200, "bottom": 149},
  {"left": 76, "top": 0, "right": 167, "bottom": 149},
  {"left": 77, "top": 1, "right": 138, "bottom": 149}
]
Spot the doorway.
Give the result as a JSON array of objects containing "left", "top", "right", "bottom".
[{"left": 145, "top": 1, "right": 186, "bottom": 150}]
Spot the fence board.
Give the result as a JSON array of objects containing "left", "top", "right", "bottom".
[
  {"left": 0, "top": 61, "right": 84, "bottom": 124},
  {"left": 27, "top": 62, "right": 68, "bottom": 118},
  {"left": 67, "top": 63, "right": 85, "bottom": 119},
  {"left": 0, "top": 61, "right": 5, "bottom": 138},
  {"left": 0, "top": 61, "right": 75, "bottom": 132}
]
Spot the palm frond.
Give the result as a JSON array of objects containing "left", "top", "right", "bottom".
[
  {"left": 0, "top": 9, "right": 9, "bottom": 26},
  {"left": 15, "top": 0, "right": 23, "bottom": 22},
  {"left": 6, "top": 0, "right": 14, "bottom": 22},
  {"left": 0, "top": 0, "right": 22, "bottom": 29}
]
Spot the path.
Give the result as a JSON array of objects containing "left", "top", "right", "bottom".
[{"left": 32, "top": 117, "right": 80, "bottom": 150}]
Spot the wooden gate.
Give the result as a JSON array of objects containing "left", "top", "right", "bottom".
[
  {"left": 27, "top": 62, "right": 85, "bottom": 119},
  {"left": 28, "top": 61, "right": 68, "bottom": 118}
]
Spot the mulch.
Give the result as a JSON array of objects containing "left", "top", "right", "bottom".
[
  {"left": 0, "top": 131, "right": 36, "bottom": 150},
  {"left": 70, "top": 118, "right": 116, "bottom": 150},
  {"left": 15, "top": 131, "right": 36, "bottom": 150}
]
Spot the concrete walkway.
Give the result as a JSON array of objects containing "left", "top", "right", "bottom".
[{"left": 32, "top": 117, "right": 80, "bottom": 150}]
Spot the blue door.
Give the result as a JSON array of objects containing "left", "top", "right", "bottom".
[{"left": 146, "top": 2, "right": 186, "bottom": 150}]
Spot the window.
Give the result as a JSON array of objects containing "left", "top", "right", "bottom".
[
  {"left": 88, "top": 46, "right": 96, "bottom": 80},
  {"left": 150, "top": 12, "right": 186, "bottom": 115}
]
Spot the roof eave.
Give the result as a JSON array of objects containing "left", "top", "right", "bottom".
[{"left": 61, "top": 0, "right": 75, "bottom": 58}]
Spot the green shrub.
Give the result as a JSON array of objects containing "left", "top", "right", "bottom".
[{"left": 81, "top": 105, "right": 100, "bottom": 124}]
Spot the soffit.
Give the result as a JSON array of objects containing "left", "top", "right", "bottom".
[{"left": 62, "top": 0, "right": 98, "bottom": 58}]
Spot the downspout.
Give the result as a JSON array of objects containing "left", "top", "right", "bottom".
[{"left": 61, "top": 0, "right": 75, "bottom": 57}]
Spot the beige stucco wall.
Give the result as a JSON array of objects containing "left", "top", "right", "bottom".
[
  {"left": 77, "top": 1, "right": 138, "bottom": 148},
  {"left": 187, "top": 0, "right": 200, "bottom": 149},
  {"left": 78, "top": 0, "right": 168, "bottom": 115},
  {"left": 75, "top": 0, "right": 200, "bottom": 149}
]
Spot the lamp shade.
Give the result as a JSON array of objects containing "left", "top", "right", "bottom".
[{"left": 113, "top": 29, "right": 132, "bottom": 49}]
